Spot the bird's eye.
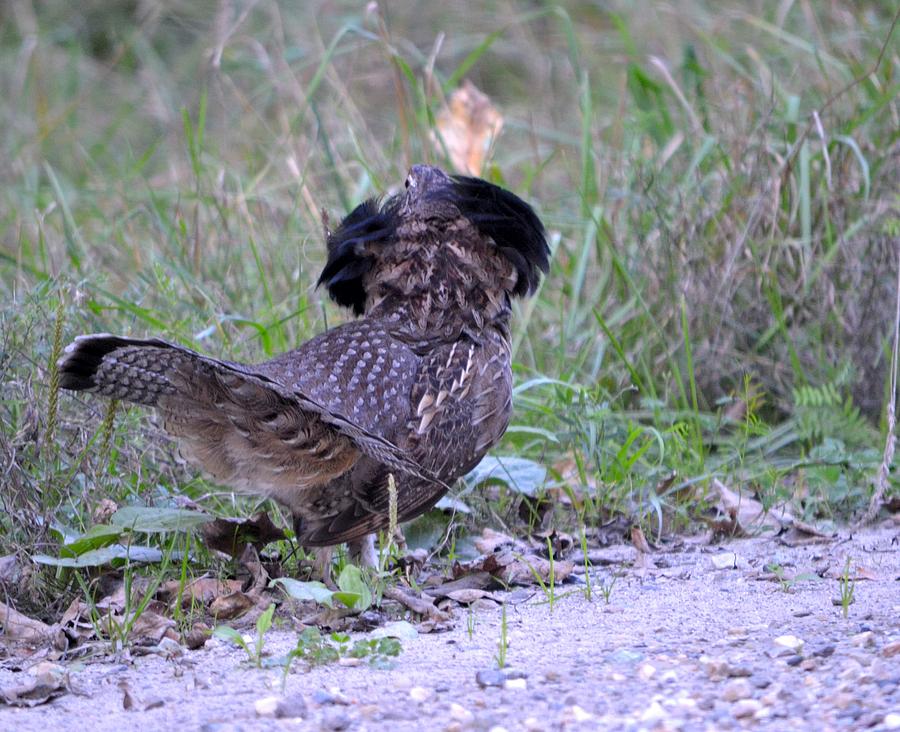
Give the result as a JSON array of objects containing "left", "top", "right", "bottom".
[{"left": 404, "top": 177, "right": 411, "bottom": 189}]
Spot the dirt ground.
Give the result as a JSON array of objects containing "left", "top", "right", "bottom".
[{"left": 2, "top": 524, "right": 899, "bottom": 731}]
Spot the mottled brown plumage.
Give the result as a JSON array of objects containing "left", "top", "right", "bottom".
[{"left": 59, "top": 165, "right": 549, "bottom": 549}]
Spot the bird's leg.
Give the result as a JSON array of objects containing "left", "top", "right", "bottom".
[
  {"left": 312, "top": 546, "right": 335, "bottom": 588},
  {"left": 348, "top": 533, "right": 378, "bottom": 569}
]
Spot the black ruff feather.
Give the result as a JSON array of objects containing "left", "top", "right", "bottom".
[
  {"left": 317, "top": 198, "right": 399, "bottom": 315},
  {"left": 450, "top": 176, "right": 550, "bottom": 296}
]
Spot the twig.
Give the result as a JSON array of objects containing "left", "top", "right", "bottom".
[{"left": 858, "top": 247, "right": 900, "bottom": 526}]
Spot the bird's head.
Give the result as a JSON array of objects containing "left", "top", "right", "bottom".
[{"left": 318, "top": 165, "right": 550, "bottom": 316}]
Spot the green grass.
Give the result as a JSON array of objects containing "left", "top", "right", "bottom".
[{"left": 1, "top": 1, "right": 898, "bottom": 617}]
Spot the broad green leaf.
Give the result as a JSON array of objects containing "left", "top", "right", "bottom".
[
  {"left": 370, "top": 620, "right": 418, "bottom": 641},
  {"left": 462, "top": 456, "right": 547, "bottom": 497},
  {"left": 335, "top": 565, "right": 372, "bottom": 612},
  {"left": 270, "top": 577, "right": 334, "bottom": 607},
  {"left": 110, "top": 506, "right": 213, "bottom": 533},
  {"left": 33, "top": 544, "right": 163, "bottom": 567},
  {"left": 60, "top": 524, "right": 123, "bottom": 557},
  {"left": 212, "top": 625, "right": 250, "bottom": 653}
]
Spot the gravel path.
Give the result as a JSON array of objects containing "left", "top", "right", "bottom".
[{"left": 2, "top": 525, "right": 898, "bottom": 731}]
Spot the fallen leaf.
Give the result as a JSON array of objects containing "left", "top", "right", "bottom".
[
  {"left": 704, "top": 479, "right": 786, "bottom": 537},
  {"left": 423, "top": 572, "right": 494, "bottom": 598},
  {"left": 446, "top": 589, "right": 497, "bottom": 605},
  {"left": 0, "top": 602, "right": 52, "bottom": 644},
  {"left": 210, "top": 591, "right": 257, "bottom": 621},
  {"left": 158, "top": 577, "right": 244, "bottom": 609},
  {"left": 432, "top": 80, "right": 503, "bottom": 175},
  {"left": 0, "top": 672, "right": 67, "bottom": 707},
  {"left": 474, "top": 528, "right": 518, "bottom": 555},
  {"left": 630, "top": 526, "right": 653, "bottom": 554}
]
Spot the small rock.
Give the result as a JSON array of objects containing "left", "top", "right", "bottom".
[
  {"left": 726, "top": 664, "right": 752, "bottom": 678},
  {"left": 275, "top": 696, "right": 307, "bottom": 719},
  {"left": 408, "top": 686, "right": 432, "bottom": 702},
  {"left": 255, "top": 697, "right": 281, "bottom": 717},
  {"left": 700, "top": 655, "right": 730, "bottom": 678},
  {"left": 475, "top": 669, "right": 506, "bottom": 688},
  {"left": 450, "top": 704, "right": 474, "bottom": 723},
  {"left": 800, "top": 659, "right": 816, "bottom": 671},
  {"left": 773, "top": 635, "right": 804, "bottom": 654},
  {"left": 883, "top": 713, "right": 900, "bottom": 729},
  {"left": 722, "top": 679, "right": 752, "bottom": 702},
  {"left": 569, "top": 706, "right": 593, "bottom": 722},
  {"left": 882, "top": 641, "right": 900, "bottom": 658},
  {"left": 313, "top": 689, "right": 350, "bottom": 705},
  {"left": 786, "top": 655, "right": 803, "bottom": 666},
  {"left": 851, "top": 631, "right": 875, "bottom": 648},
  {"left": 812, "top": 644, "right": 836, "bottom": 658},
  {"left": 710, "top": 552, "right": 738, "bottom": 569},
  {"left": 523, "top": 718, "right": 543, "bottom": 731},
  {"left": 638, "top": 663, "right": 656, "bottom": 680},
  {"left": 750, "top": 674, "right": 772, "bottom": 689},
  {"left": 504, "top": 678, "right": 527, "bottom": 691},
  {"left": 640, "top": 701, "right": 667, "bottom": 723},
  {"left": 322, "top": 709, "right": 352, "bottom": 731},
  {"left": 732, "top": 699, "right": 763, "bottom": 718}
]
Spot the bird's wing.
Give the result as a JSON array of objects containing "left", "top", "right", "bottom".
[
  {"left": 58, "top": 330, "right": 444, "bottom": 503},
  {"left": 294, "top": 334, "right": 512, "bottom": 546}
]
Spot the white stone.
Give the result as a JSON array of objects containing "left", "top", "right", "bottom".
[
  {"left": 408, "top": 686, "right": 433, "bottom": 702},
  {"left": 254, "top": 696, "right": 280, "bottom": 717},
  {"left": 773, "top": 635, "right": 804, "bottom": 653}
]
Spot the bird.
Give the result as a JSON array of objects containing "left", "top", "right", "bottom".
[{"left": 58, "top": 164, "right": 550, "bottom": 568}]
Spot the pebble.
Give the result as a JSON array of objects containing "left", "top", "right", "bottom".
[
  {"left": 476, "top": 669, "right": 507, "bottom": 688},
  {"left": 773, "top": 635, "right": 804, "bottom": 654},
  {"left": 638, "top": 663, "right": 656, "bottom": 680},
  {"left": 322, "top": 709, "right": 352, "bottom": 731},
  {"left": 505, "top": 678, "right": 528, "bottom": 690},
  {"left": 274, "top": 696, "right": 307, "bottom": 719},
  {"left": 722, "top": 678, "right": 752, "bottom": 702},
  {"left": 450, "top": 703, "right": 474, "bottom": 723},
  {"left": 812, "top": 644, "right": 836, "bottom": 657},
  {"left": 883, "top": 641, "right": 900, "bottom": 658},
  {"left": 408, "top": 686, "right": 432, "bottom": 702},
  {"left": 732, "top": 699, "right": 763, "bottom": 718},
  {"left": 563, "top": 706, "right": 594, "bottom": 723},
  {"left": 710, "top": 552, "right": 738, "bottom": 569},
  {"left": 883, "top": 713, "right": 900, "bottom": 729},
  {"left": 640, "top": 701, "right": 667, "bottom": 723},
  {"left": 786, "top": 654, "right": 803, "bottom": 667},
  {"left": 254, "top": 697, "right": 280, "bottom": 717},
  {"left": 852, "top": 631, "right": 876, "bottom": 648}
]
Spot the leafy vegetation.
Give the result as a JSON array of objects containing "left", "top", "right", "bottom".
[{"left": 0, "top": 2, "right": 898, "bottom": 619}]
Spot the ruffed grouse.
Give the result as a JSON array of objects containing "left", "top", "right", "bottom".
[{"left": 59, "top": 165, "right": 549, "bottom": 560}]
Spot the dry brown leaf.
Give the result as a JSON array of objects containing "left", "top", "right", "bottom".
[
  {"left": 474, "top": 528, "right": 519, "bottom": 554},
  {"left": 210, "top": 591, "right": 257, "bottom": 621},
  {"left": 630, "top": 525, "right": 653, "bottom": 554},
  {"left": 0, "top": 601, "right": 52, "bottom": 644},
  {"left": 432, "top": 80, "right": 503, "bottom": 175},
  {"left": 383, "top": 586, "right": 449, "bottom": 622},
  {"left": 423, "top": 572, "right": 494, "bottom": 598},
  {"left": 158, "top": 577, "right": 243, "bottom": 609},
  {"left": 705, "top": 478, "right": 787, "bottom": 536},
  {"left": 125, "top": 610, "right": 177, "bottom": 643},
  {"left": 445, "top": 589, "right": 497, "bottom": 605},
  {"left": 0, "top": 672, "right": 67, "bottom": 707}
]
